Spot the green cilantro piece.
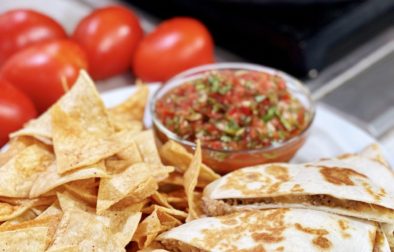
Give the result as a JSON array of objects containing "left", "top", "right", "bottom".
[
  {"left": 262, "top": 107, "right": 277, "bottom": 122},
  {"left": 254, "top": 95, "right": 266, "bottom": 102}
]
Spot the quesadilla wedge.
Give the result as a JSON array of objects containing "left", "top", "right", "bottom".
[
  {"left": 203, "top": 160, "right": 394, "bottom": 223},
  {"left": 157, "top": 208, "right": 385, "bottom": 252}
]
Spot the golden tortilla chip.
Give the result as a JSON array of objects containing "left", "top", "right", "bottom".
[
  {"left": 0, "top": 214, "right": 61, "bottom": 248},
  {"left": 159, "top": 140, "right": 220, "bottom": 182},
  {"left": 11, "top": 70, "right": 104, "bottom": 144},
  {"left": 0, "top": 196, "right": 54, "bottom": 222},
  {"left": 0, "top": 209, "right": 37, "bottom": 226},
  {"left": 0, "top": 226, "right": 49, "bottom": 252},
  {"left": 133, "top": 130, "right": 162, "bottom": 165},
  {"left": 37, "top": 202, "right": 62, "bottom": 219},
  {"left": 63, "top": 179, "right": 98, "bottom": 205},
  {"left": 0, "top": 144, "right": 54, "bottom": 197},
  {"left": 160, "top": 172, "right": 212, "bottom": 189},
  {"left": 183, "top": 140, "right": 203, "bottom": 222},
  {"left": 151, "top": 192, "right": 174, "bottom": 209},
  {"left": 0, "top": 136, "right": 44, "bottom": 166},
  {"left": 51, "top": 104, "right": 111, "bottom": 174},
  {"left": 57, "top": 192, "right": 95, "bottom": 213},
  {"left": 108, "top": 84, "right": 149, "bottom": 131},
  {"left": 142, "top": 205, "right": 187, "bottom": 220},
  {"left": 105, "top": 140, "right": 144, "bottom": 174},
  {"left": 47, "top": 205, "right": 141, "bottom": 251},
  {"left": 133, "top": 205, "right": 182, "bottom": 249},
  {"left": 29, "top": 161, "right": 107, "bottom": 198},
  {"left": 52, "top": 103, "right": 139, "bottom": 174},
  {"left": 97, "top": 163, "right": 158, "bottom": 213}
]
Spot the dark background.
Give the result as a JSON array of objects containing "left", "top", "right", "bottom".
[{"left": 124, "top": 0, "right": 393, "bottom": 78}]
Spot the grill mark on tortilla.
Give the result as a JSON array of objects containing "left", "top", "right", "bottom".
[
  {"left": 294, "top": 223, "right": 328, "bottom": 236},
  {"left": 336, "top": 153, "right": 354, "bottom": 159},
  {"left": 295, "top": 223, "right": 331, "bottom": 249},
  {"left": 362, "top": 182, "right": 386, "bottom": 201},
  {"left": 219, "top": 170, "right": 272, "bottom": 195},
  {"left": 290, "top": 184, "right": 304, "bottom": 193},
  {"left": 369, "top": 230, "right": 377, "bottom": 248},
  {"left": 312, "top": 236, "right": 331, "bottom": 249},
  {"left": 337, "top": 220, "right": 351, "bottom": 238},
  {"left": 266, "top": 165, "right": 290, "bottom": 181},
  {"left": 338, "top": 220, "right": 348, "bottom": 231},
  {"left": 195, "top": 209, "right": 288, "bottom": 251},
  {"left": 374, "top": 227, "right": 387, "bottom": 249},
  {"left": 318, "top": 166, "right": 367, "bottom": 186}
]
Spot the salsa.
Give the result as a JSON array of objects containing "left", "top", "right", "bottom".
[{"left": 155, "top": 70, "right": 310, "bottom": 151}]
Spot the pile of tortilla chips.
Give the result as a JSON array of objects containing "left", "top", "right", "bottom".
[{"left": 0, "top": 70, "right": 220, "bottom": 252}]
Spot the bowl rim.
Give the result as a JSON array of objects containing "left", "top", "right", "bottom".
[{"left": 150, "top": 62, "right": 316, "bottom": 154}]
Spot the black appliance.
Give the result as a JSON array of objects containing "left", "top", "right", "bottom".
[{"left": 124, "top": 0, "right": 393, "bottom": 78}]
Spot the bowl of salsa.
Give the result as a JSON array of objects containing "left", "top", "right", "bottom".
[{"left": 151, "top": 63, "right": 315, "bottom": 173}]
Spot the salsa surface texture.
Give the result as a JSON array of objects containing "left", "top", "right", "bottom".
[{"left": 155, "top": 70, "right": 309, "bottom": 151}]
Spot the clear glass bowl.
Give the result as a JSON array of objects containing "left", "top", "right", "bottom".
[{"left": 150, "top": 63, "right": 315, "bottom": 173}]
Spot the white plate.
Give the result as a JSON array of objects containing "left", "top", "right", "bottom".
[{"left": 101, "top": 84, "right": 394, "bottom": 166}]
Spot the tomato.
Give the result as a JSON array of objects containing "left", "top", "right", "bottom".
[
  {"left": 72, "top": 6, "right": 143, "bottom": 80},
  {"left": 0, "top": 80, "right": 37, "bottom": 146},
  {"left": 0, "top": 9, "right": 67, "bottom": 67},
  {"left": 133, "top": 17, "right": 215, "bottom": 82},
  {"left": 0, "top": 40, "right": 88, "bottom": 113}
]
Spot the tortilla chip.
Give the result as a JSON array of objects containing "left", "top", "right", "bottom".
[
  {"left": 0, "top": 197, "right": 53, "bottom": 222},
  {"left": 63, "top": 179, "right": 98, "bottom": 205},
  {"left": 183, "top": 140, "right": 203, "bottom": 222},
  {"left": 0, "top": 214, "right": 61, "bottom": 248},
  {"left": 142, "top": 205, "right": 188, "bottom": 220},
  {"left": 0, "top": 209, "right": 37, "bottom": 226},
  {"left": 29, "top": 161, "right": 107, "bottom": 198},
  {"left": 51, "top": 104, "right": 111, "bottom": 174},
  {"left": 0, "top": 136, "right": 43, "bottom": 166},
  {"left": 160, "top": 172, "right": 213, "bottom": 189},
  {"left": 133, "top": 130, "right": 162, "bottom": 165},
  {"left": 52, "top": 106, "right": 139, "bottom": 174},
  {"left": 100, "top": 206, "right": 142, "bottom": 248},
  {"left": 0, "top": 226, "right": 49, "bottom": 251},
  {"left": 47, "top": 205, "right": 141, "bottom": 251},
  {"left": 159, "top": 140, "right": 220, "bottom": 182},
  {"left": 37, "top": 202, "right": 62, "bottom": 219},
  {"left": 151, "top": 192, "right": 174, "bottom": 209},
  {"left": 57, "top": 192, "right": 95, "bottom": 213},
  {"left": 133, "top": 206, "right": 182, "bottom": 249},
  {"left": 11, "top": 70, "right": 104, "bottom": 144},
  {"left": 105, "top": 140, "right": 144, "bottom": 174},
  {"left": 97, "top": 163, "right": 158, "bottom": 213},
  {"left": 108, "top": 85, "right": 149, "bottom": 131},
  {"left": 0, "top": 144, "right": 54, "bottom": 197},
  {"left": 10, "top": 110, "right": 53, "bottom": 145},
  {"left": 166, "top": 190, "right": 188, "bottom": 210}
]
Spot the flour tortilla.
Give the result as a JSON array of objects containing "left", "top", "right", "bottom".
[
  {"left": 157, "top": 208, "right": 382, "bottom": 252},
  {"left": 203, "top": 157, "right": 394, "bottom": 223}
]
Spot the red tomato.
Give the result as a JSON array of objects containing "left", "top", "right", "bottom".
[
  {"left": 0, "top": 40, "right": 88, "bottom": 113},
  {"left": 133, "top": 17, "right": 214, "bottom": 82},
  {"left": 72, "top": 6, "right": 143, "bottom": 80},
  {"left": 0, "top": 80, "right": 37, "bottom": 146},
  {"left": 0, "top": 9, "right": 67, "bottom": 67}
]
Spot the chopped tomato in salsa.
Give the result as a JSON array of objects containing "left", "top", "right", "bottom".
[{"left": 155, "top": 70, "right": 310, "bottom": 151}]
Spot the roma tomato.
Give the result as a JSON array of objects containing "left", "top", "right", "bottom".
[
  {"left": 0, "top": 9, "right": 67, "bottom": 67},
  {"left": 133, "top": 17, "right": 214, "bottom": 82},
  {"left": 0, "top": 80, "right": 37, "bottom": 146},
  {"left": 0, "top": 40, "right": 88, "bottom": 113},
  {"left": 72, "top": 6, "right": 143, "bottom": 80}
]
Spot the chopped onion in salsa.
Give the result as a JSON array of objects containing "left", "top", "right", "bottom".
[{"left": 155, "top": 70, "right": 310, "bottom": 151}]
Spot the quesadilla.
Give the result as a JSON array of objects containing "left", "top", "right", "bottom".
[
  {"left": 203, "top": 158, "right": 394, "bottom": 223},
  {"left": 157, "top": 208, "right": 386, "bottom": 252}
]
